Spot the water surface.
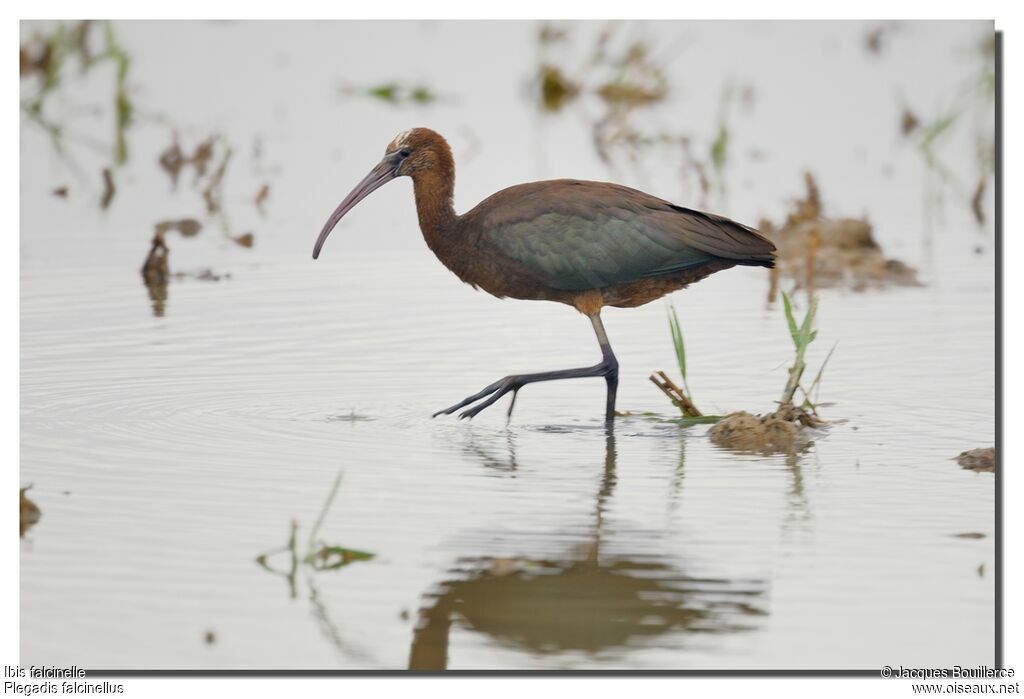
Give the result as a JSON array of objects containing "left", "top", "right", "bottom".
[{"left": 20, "top": 20, "right": 995, "bottom": 670}]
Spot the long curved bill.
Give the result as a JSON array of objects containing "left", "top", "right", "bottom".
[{"left": 312, "top": 159, "right": 397, "bottom": 259}]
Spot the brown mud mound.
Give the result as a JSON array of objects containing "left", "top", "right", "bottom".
[
  {"left": 956, "top": 447, "right": 995, "bottom": 473},
  {"left": 763, "top": 173, "right": 921, "bottom": 293},
  {"left": 708, "top": 405, "right": 822, "bottom": 455},
  {"left": 20, "top": 486, "right": 41, "bottom": 537}
]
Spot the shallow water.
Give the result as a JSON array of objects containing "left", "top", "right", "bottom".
[{"left": 20, "top": 20, "right": 995, "bottom": 670}]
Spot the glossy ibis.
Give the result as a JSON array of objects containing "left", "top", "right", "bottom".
[{"left": 313, "top": 128, "right": 775, "bottom": 422}]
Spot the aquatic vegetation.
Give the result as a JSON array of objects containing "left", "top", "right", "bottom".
[
  {"left": 779, "top": 291, "right": 835, "bottom": 416},
  {"left": 23, "top": 21, "right": 264, "bottom": 318},
  {"left": 256, "top": 472, "right": 374, "bottom": 598},
  {"left": 708, "top": 292, "right": 833, "bottom": 455},
  {"left": 537, "top": 64, "right": 580, "bottom": 112},
  {"left": 532, "top": 22, "right": 752, "bottom": 210},
  {"left": 140, "top": 220, "right": 229, "bottom": 316},
  {"left": 898, "top": 29, "right": 995, "bottom": 228},
  {"left": 157, "top": 133, "right": 257, "bottom": 245},
  {"left": 254, "top": 472, "right": 374, "bottom": 661},
  {"left": 340, "top": 81, "right": 440, "bottom": 106},
  {"left": 649, "top": 303, "right": 705, "bottom": 418},
  {"left": 20, "top": 20, "right": 134, "bottom": 167},
  {"left": 533, "top": 22, "right": 667, "bottom": 116}
]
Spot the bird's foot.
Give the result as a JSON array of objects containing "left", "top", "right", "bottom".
[
  {"left": 431, "top": 361, "right": 617, "bottom": 422},
  {"left": 432, "top": 376, "right": 523, "bottom": 421}
]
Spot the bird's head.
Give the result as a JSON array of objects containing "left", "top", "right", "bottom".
[{"left": 313, "top": 127, "right": 452, "bottom": 259}]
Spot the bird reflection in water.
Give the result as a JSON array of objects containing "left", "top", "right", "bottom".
[{"left": 408, "top": 428, "right": 766, "bottom": 669}]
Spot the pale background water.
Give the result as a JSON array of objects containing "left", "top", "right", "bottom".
[{"left": 20, "top": 20, "right": 995, "bottom": 670}]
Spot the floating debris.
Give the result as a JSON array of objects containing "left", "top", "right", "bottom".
[
  {"left": 326, "top": 410, "right": 374, "bottom": 423},
  {"left": 231, "top": 232, "right": 254, "bottom": 248},
  {"left": 952, "top": 532, "right": 986, "bottom": 540},
  {"left": 100, "top": 168, "right": 115, "bottom": 210},
  {"left": 190, "top": 138, "right": 215, "bottom": 179},
  {"left": 254, "top": 183, "right": 270, "bottom": 215},
  {"left": 20, "top": 486, "right": 42, "bottom": 538},
  {"left": 202, "top": 147, "right": 230, "bottom": 216},
  {"left": 865, "top": 27, "right": 886, "bottom": 55},
  {"left": 158, "top": 138, "right": 186, "bottom": 187},
  {"left": 154, "top": 218, "right": 202, "bottom": 237},
  {"left": 650, "top": 371, "right": 703, "bottom": 419},
  {"left": 204, "top": 630, "right": 216, "bottom": 645},
  {"left": 956, "top": 447, "right": 995, "bottom": 473},
  {"left": 141, "top": 232, "right": 170, "bottom": 316},
  {"left": 141, "top": 232, "right": 170, "bottom": 286},
  {"left": 172, "top": 269, "right": 230, "bottom": 282},
  {"left": 763, "top": 173, "right": 920, "bottom": 294},
  {"left": 900, "top": 109, "right": 920, "bottom": 136},
  {"left": 158, "top": 134, "right": 218, "bottom": 189},
  {"left": 157, "top": 133, "right": 258, "bottom": 248},
  {"left": 52, "top": 186, "right": 68, "bottom": 198}
]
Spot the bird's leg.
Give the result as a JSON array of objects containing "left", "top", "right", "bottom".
[
  {"left": 593, "top": 312, "right": 619, "bottom": 422},
  {"left": 433, "top": 313, "right": 619, "bottom": 422}
]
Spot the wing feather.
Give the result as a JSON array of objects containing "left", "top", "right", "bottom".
[{"left": 466, "top": 180, "right": 775, "bottom": 291}]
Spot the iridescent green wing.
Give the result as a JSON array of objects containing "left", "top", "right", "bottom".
[{"left": 472, "top": 180, "right": 773, "bottom": 291}]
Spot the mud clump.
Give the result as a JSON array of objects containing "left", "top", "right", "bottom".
[
  {"left": 20, "top": 486, "right": 42, "bottom": 537},
  {"left": 956, "top": 447, "right": 995, "bottom": 473},
  {"left": 709, "top": 405, "right": 821, "bottom": 455},
  {"left": 763, "top": 173, "right": 921, "bottom": 294}
]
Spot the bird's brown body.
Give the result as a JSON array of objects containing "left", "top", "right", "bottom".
[
  {"left": 403, "top": 133, "right": 774, "bottom": 316},
  {"left": 313, "top": 128, "right": 775, "bottom": 422}
]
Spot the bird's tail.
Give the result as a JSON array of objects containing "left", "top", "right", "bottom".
[{"left": 669, "top": 204, "right": 776, "bottom": 269}]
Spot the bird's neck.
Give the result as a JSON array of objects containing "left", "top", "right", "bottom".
[{"left": 411, "top": 167, "right": 457, "bottom": 249}]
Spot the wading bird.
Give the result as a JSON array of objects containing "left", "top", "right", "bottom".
[{"left": 313, "top": 128, "right": 775, "bottom": 423}]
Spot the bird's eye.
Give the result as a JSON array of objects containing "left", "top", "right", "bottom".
[{"left": 399, "top": 148, "right": 412, "bottom": 158}]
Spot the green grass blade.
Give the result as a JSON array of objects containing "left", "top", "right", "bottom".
[
  {"left": 807, "top": 340, "right": 839, "bottom": 402},
  {"left": 306, "top": 470, "right": 343, "bottom": 556},
  {"left": 798, "top": 296, "right": 818, "bottom": 346},
  {"left": 667, "top": 304, "right": 687, "bottom": 381},
  {"left": 781, "top": 291, "right": 799, "bottom": 347}
]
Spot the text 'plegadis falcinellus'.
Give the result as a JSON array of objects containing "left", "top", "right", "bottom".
[{"left": 313, "top": 128, "right": 775, "bottom": 423}]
